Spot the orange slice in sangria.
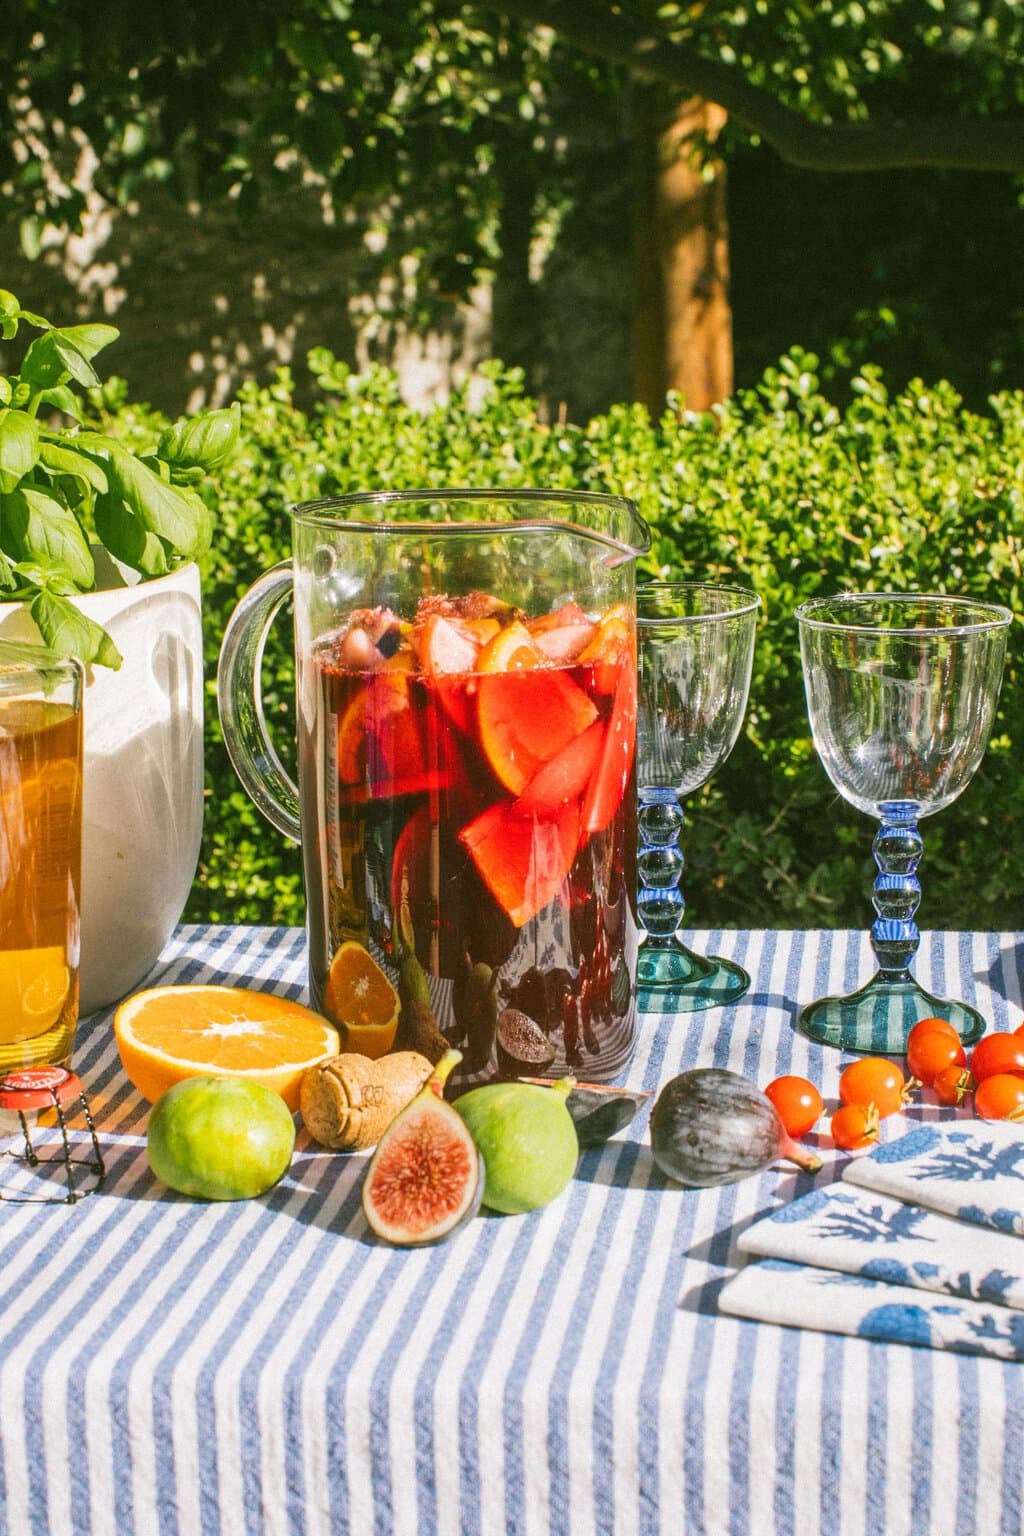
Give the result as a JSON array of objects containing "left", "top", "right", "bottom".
[
  {"left": 579, "top": 603, "right": 632, "bottom": 695},
  {"left": 476, "top": 624, "right": 599, "bottom": 796},
  {"left": 459, "top": 798, "right": 580, "bottom": 928}
]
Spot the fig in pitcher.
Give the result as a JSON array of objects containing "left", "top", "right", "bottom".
[{"left": 300, "top": 594, "right": 639, "bottom": 1082}]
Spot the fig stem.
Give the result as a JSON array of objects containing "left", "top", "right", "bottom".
[
  {"left": 779, "top": 1129, "right": 822, "bottom": 1173},
  {"left": 549, "top": 1076, "right": 576, "bottom": 1101},
  {"left": 429, "top": 1049, "right": 463, "bottom": 1097}
]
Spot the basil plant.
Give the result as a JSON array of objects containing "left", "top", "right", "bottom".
[{"left": 0, "top": 288, "right": 239, "bottom": 668}]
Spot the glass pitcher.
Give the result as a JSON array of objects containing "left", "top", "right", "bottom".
[{"left": 217, "top": 489, "right": 650, "bottom": 1083}]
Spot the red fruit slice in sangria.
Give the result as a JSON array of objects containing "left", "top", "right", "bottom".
[
  {"left": 459, "top": 798, "right": 580, "bottom": 928},
  {"left": 337, "top": 657, "right": 447, "bottom": 801},
  {"left": 528, "top": 603, "right": 597, "bottom": 664},
  {"left": 513, "top": 717, "right": 604, "bottom": 818},
  {"left": 476, "top": 626, "right": 599, "bottom": 796},
  {"left": 417, "top": 613, "right": 495, "bottom": 734},
  {"left": 581, "top": 648, "right": 637, "bottom": 834}
]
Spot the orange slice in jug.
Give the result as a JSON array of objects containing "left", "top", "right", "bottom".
[{"left": 476, "top": 624, "right": 599, "bottom": 796}]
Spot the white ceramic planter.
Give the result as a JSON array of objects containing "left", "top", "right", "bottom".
[{"left": 0, "top": 562, "right": 204, "bottom": 1014}]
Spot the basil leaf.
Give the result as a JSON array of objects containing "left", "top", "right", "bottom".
[
  {"left": 38, "top": 441, "right": 108, "bottom": 494},
  {"left": 158, "top": 402, "right": 241, "bottom": 470},
  {"left": 20, "top": 324, "right": 120, "bottom": 389},
  {"left": 0, "top": 292, "right": 26, "bottom": 340},
  {"left": 2, "top": 485, "right": 95, "bottom": 589},
  {"left": 93, "top": 492, "right": 170, "bottom": 577},
  {"left": 36, "top": 385, "right": 82, "bottom": 421},
  {"left": 30, "top": 590, "right": 122, "bottom": 670},
  {"left": 0, "top": 409, "right": 40, "bottom": 493},
  {"left": 106, "top": 445, "right": 211, "bottom": 559}
]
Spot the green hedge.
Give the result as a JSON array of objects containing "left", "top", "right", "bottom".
[{"left": 98, "top": 350, "right": 1024, "bottom": 934}]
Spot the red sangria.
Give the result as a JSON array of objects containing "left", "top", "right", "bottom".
[{"left": 299, "top": 591, "right": 639, "bottom": 1081}]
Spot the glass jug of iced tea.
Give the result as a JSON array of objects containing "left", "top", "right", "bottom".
[{"left": 217, "top": 490, "right": 650, "bottom": 1082}]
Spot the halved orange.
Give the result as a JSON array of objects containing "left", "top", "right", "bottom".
[
  {"left": 114, "top": 986, "right": 340, "bottom": 1110},
  {"left": 321, "top": 941, "right": 400, "bottom": 1059}
]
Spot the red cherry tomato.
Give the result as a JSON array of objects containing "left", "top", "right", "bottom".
[
  {"left": 764, "top": 1076, "right": 824, "bottom": 1138},
  {"left": 974, "top": 1074, "right": 1024, "bottom": 1122},
  {"left": 830, "top": 1103, "right": 880, "bottom": 1152},
  {"left": 932, "top": 1064, "right": 974, "bottom": 1106},
  {"left": 970, "top": 1033, "right": 1024, "bottom": 1083},
  {"left": 838, "top": 1057, "right": 909, "bottom": 1119},
  {"left": 906, "top": 1028, "right": 967, "bottom": 1086}
]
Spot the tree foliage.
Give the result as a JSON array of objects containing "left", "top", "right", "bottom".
[{"left": 4, "top": 0, "right": 1022, "bottom": 314}]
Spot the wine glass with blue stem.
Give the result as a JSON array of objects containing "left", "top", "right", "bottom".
[
  {"left": 796, "top": 592, "right": 1012, "bottom": 1053},
  {"left": 636, "top": 581, "right": 761, "bottom": 1009}
]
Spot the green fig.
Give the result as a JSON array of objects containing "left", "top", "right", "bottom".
[
  {"left": 454, "top": 1077, "right": 578, "bottom": 1214},
  {"left": 462, "top": 961, "right": 499, "bottom": 1071}
]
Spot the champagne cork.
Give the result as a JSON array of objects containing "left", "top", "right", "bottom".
[{"left": 299, "top": 1050, "right": 433, "bottom": 1151}]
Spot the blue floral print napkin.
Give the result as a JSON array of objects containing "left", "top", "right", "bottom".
[
  {"left": 718, "top": 1258, "right": 1024, "bottom": 1360},
  {"left": 737, "top": 1184, "right": 1024, "bottom": 1308},
  {"left": 841, "top": 1120, "right": 1024, "bottom": 1235}
]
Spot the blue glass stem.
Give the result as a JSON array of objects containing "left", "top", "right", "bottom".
[
  {"left": 870, "top": 802, "right": 924, "bottom": 983},
  {"left": 637, "top": 787, "right": 685, "bottom": 943}
]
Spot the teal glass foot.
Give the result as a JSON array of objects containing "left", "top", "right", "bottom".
[
  {"left": 638, "top": 939, "right": 750, "bottom": 1013},
  {"left": 796, "top": 973, "right": 985, "bottom": 1055}
]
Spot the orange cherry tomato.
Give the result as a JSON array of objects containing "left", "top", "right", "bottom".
[
  {"left": 764, "top": 1076, "right": 824, "bottom": 1139},
  {"left": 838, "top": 1057, "right": 909, "bottom": 1119},
  {"left": 907, "top": 1017, "right": 959, "bottom": 1048},
  {"left": 974, "top": 1074, "right": 1024, "bottom": 1122},
  {"left": 906, "top": 1028, "right": 966, "bottom": 1086},
  {"left": 969, "top": 1033, "right": 1024, "bottom": 1083},
  {"left": 830, "top": 1103, "right": 880, "bottom": 1152}
]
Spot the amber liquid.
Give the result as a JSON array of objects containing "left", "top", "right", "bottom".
[{"left": 0, "top": 699, "right": 82, "bottom": 1071}]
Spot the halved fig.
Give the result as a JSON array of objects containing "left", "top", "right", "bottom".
[
  {"left": 362, "top": 1050, "right": 484, "bottom": 1245},
  {"left": 496, "top": 1008, "right": 556, "bottom": 1076}
]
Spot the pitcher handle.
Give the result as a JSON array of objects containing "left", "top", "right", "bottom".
[{"left": 216, "top": 560, "right": 301, "bottom": 844}]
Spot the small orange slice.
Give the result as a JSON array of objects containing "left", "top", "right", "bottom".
[
  {"left": 321, "top": 941, "right": 400, "bottom": 1059},
  {"left": 476, "top": 620, "right": 544, "bottom": 674},
  {"left": 114, "top": 986, "right": 340, "bottom": 1110}
]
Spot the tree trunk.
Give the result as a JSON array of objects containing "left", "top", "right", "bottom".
[{"left": 633, "top": 94, "right": 733, "bottom": 414}]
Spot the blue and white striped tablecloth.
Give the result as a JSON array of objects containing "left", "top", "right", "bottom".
[{"left": 1, "top": 925, "right": 1023, "bottom": 1536}]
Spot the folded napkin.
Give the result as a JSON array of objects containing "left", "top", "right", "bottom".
[
  {"left": 718, "top": 1257, "right": 1024, "bottom": 1360},
  {"left": 842, "top": 1120, "right": 1024, "bottom": 1235},
  {"left": 738, "top": 1185, "right": 1024, "bottom": 1309}
]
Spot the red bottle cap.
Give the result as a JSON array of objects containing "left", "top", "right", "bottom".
[{"left": 0, "top": 1066, "right": 84, "bottom": 1113}]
